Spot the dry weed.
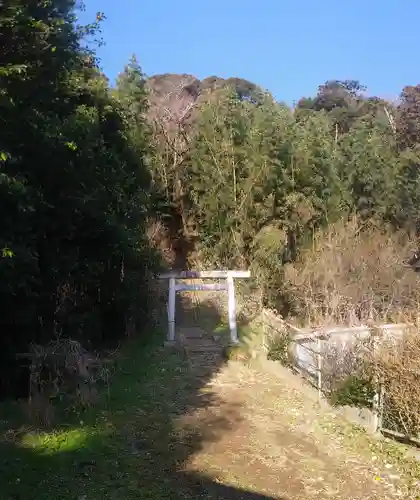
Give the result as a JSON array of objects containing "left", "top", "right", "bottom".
[
  {"left": 19, "top": 338, "right": 110, "bottom": 425},
  {"left": 321, "top": 339, "right": 370, "bottom": 396},
  {"left": 283, "top": 217, "right": 420, "bottom": 326},
  {"left": 372, "top": 331, "right": 420, "bottom": 437}
]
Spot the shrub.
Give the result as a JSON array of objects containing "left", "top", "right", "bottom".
[
  {"left": 372, "top": 331, "right": 420, "bottom": 437},
  {"left": 267, "top": 332, "right": 293, "bottom": 367},
  {"left": 330, "top": 374, "right": 375, "bottom": 408},
  {"left": 20, "top": 338, "right": 112, "bottom": 425},
  {"left": 320, "top": 338, "right": 370, "bottom": 396},
  {"left": 321, "top": 329, "right": 420, "bottom": 440}
]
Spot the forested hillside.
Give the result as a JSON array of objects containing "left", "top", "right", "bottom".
[
  {"left": 2, "top": 0, "right": 420, "bottom": 399},
  {"left": 147, "top": 73, "right": 420, "bottom": 323}
]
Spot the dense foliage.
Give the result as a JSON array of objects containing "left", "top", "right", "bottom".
[
  {"left": 0, "top": 1, "right": 156, "bottom": 397},
  {"left": 149, "top": 76, "right": 420, "bottom": 310}
]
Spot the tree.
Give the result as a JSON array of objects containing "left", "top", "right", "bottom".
[
  {"left": 397, "top": 85, "right": 420, "bottom": 150},
  {"left": 338, "top": 120, "right": 399, "bottom": 218},
  {"left": 297, "top": 80, "right": 368, "bottom": 133},
  {"left": 186, "top": 88, "right": 343, "bottom": 301},
  {"left": 0, "top": 0, "right": 154, "bottom": 396},
  {"left": 115, "top": 54, "right": 148, "bottom": 119}
]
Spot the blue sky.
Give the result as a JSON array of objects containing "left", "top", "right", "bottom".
[{"left": 78, "top": 0, "right": 419, "bottom": 105}]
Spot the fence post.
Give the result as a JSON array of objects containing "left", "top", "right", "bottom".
[
  {"left": 227, "top": 273, "right": 239, "bottom": 344},
  {"left": 167, "top": 277, "right": 176, "bottom": 342},
  {"left": 317, "top": 336, "right": 322, "bottom": 400},
  {"left": 370, "top": 324, "right": 381, "bottom": 433},
  {"left": 377, "top": 382, "right": 385, "bottom": 433},
  {"left": 261, "top": 309, "right": 267, "bottom": 354}
]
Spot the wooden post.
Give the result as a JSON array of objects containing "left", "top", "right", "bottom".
[
  {"left": 167, "top": 277, "right": 176, "bottom": 342},
  {"left": 227, "top": 273, "right": 239, "bottom": 344}
]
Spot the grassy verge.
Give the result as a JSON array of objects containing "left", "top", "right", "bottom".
[
  {"left": 0, "top": 330, "right": 206, "bottom": 500},
  {"left": 317, "top": 412, "right": 420, "bottom": 496}
]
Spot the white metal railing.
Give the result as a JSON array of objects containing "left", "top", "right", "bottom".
[{"left": 261, "top": 309, "right": 410, "bottom": 435}]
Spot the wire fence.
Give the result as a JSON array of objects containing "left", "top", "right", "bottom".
[{"left": 261, "top": 309, "right": 415, "bottom": 441}]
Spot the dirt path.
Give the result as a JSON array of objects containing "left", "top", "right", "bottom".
[
  {"left": 2, "top": 294, "right": 418, "bottom": 499},
  {"left": 176, "top": 324, "right": 418, "bottom": 499}
]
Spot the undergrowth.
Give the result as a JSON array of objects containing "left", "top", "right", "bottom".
[
  {"left": 266, "top": 333, "right": 293, "bottom": 367},
  {"left": 329, "top": 375, "right": 375, "bottom": 409},
  {"left": 0, "top": 329, "right": 203, "bottom": 499}
]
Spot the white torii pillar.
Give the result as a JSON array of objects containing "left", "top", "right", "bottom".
[{"left": 158, "top": 270, "right": 250, "bottom": 345}]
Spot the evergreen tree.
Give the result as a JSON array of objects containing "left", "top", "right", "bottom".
[{"left": 0, "top": 0, "right": 154, "bottom": 395}]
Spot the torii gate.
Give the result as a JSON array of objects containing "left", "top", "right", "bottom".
[{"left": 158, "top": 270, "right": 250, "bottom": 345}]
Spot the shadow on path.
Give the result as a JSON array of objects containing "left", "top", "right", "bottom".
[{"left": 0, "top": 298, "right": 287, "bottom": 499}]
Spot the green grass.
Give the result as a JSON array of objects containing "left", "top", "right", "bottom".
[
  {"left": 0, "top": 330, "right": 217, "bottom": 500},
  {"left": 213, "top": 321, "right": 229, "bottom": 337}
]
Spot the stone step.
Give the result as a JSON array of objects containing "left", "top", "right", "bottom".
[
  {"left": 189, "top": 356, "right": 222, "bottom": 363},
  {"left": 190, "top": 370, "right": 216, "bottom": 379},
  {"left": 189, "top": 361, "right": 222, "bottom": 368},
  {"left": 184, "top": 337, "right": 218, "bottom": 346},
  {"left": 177, "top": 323, "right": 226, "bottom": 377},
  {"left": 186, "top": 345, "right": 222, "bottom": 354},
  {"left": 180, "top": 327, "right": 206, "bottom": 339},
  {"left": 189, "top": 353, "right": 223, "bottom": 365},
  {"left": 189, "top": 362, "right": 219, "bottom": 372}
]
